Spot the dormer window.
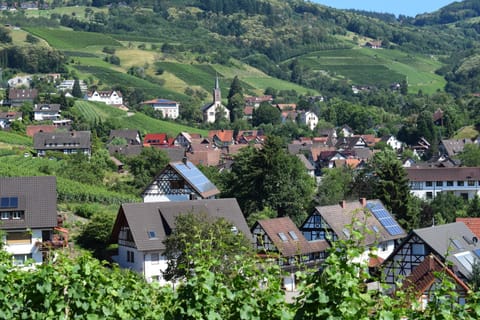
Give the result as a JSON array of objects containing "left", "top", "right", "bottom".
[{"left": 147, "top": 230, "right": 157, "bottom": 239}]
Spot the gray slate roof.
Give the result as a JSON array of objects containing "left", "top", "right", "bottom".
[
  {"left": 112, "top": 199, "right": 251, "bottom": 252},
  {"left": 33, "top": 104, "right": 61, "bottom": 113},
  {"left": 33, "top": 131, "right": 91, "bottom": 151},
  {"left": 413, "top": 222, "right": 480, "bottom": 279},
  {"left": 440, "top": 139, "right": 472, "bottom": 157},
  {"left": 108, "top": 144, "right": 143, "bottom": 157},
  {"left": 0, "top": 176, "right": 57, "bottom": 230},
  {"left": 310, "top": 199, "right": 406, "bottom": 245},
  {"left": 108, "top": 129, "right": 141, "bottom": 145},
  {"left": 296, "top": 154, "right": 315, "bottom": 170},
  {"left": 406, "top": 167, "right": 480, "bottom": 181}
]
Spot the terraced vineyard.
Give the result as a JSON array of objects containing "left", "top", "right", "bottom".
[
  {"left": 75, "top": 66, "right": 187, "bottom": 100},
  {"left": 0, "top": 131, "right": 33, "bottom": 147},
  {"left": 23, "top": 28, "right": 122, "bottom": 49},
  {"left": 297, "top": 48, "right": 445, "bottom": 93},
  {"left": 0, "top": 155, "right": 139, "bottom": 205},
  {"left": 74, "top": 101, "right": 126, "bottom": 123},
  {"left": 72, "top": 101, "right": 209, "bottom": 137}
]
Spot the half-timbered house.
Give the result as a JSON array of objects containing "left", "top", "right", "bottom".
[
  {"left": 300, "top": 199, "right": 406, "bottom": 262},
  {"left": 399, "top": 254, "right": 470, "bottom": 308},
  {"left": 252, "top": 216, "right": 329, "bottom": 291},
  {"left": 382, "top": 222, "right": 480, "bottom": 288},
  {"left": 141, "top": 159, "right": 220, "bottom": 202}
]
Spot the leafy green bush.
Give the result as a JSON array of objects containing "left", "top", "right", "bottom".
[{"left": 73, "top": 203, "right": 100, "bottom": 219}]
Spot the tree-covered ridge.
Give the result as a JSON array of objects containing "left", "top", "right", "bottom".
[
  {"left": 414, "top": 0, "right": 480, "bottom": 25},
  {"left": 7, "top": 0, "right": 479, "bottom": 97}
]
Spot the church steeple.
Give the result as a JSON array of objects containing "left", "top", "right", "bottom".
[{"left": 213, "top": 75, "right": 221, "bottom": 103}]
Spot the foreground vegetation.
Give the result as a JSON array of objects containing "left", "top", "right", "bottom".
[{"left": 1, "top": 220, "right": 479, "bottom": 319}]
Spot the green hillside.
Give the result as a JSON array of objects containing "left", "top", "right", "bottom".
[
  {"left": 24, "top": 28, "right": 122, "bottom": 49},
  {"left": 72, "top": 101, "right": 209, "bottom": 136},
  {"left": 296, "top": 48, "right": 445, "bottom": 94},
  {"left": 7, "top": 0, "right": 480, "bottom": 104}
]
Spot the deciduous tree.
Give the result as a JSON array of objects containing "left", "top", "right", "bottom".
[
  {"left": 163, "top": 213, "right": 252, "bottom": 282},
  {"left": 224, "top": 136, "right": 316, "bottom": 224},
  {"left": 459, "top": 143, "right": 480, "bottom": 167}
]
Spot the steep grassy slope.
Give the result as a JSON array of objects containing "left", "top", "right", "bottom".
[
  {"left": 296, "top": 48, "right": 445, "bottom": 94},
  {"left": 72, "top": 101, "right": 209, "bottom": 136},
  {"left": 24, "top": 28, "right": 122, "bottom": 49}
]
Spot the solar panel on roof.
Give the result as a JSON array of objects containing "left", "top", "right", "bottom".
[
  {"left": 10, "top": 197, "right": 18, "bottom": 208},
  {"left": 173, "top": 162, "right": 217, "bottom": 194},
  {"left": 0, "top": 197, "right": 17, "bottom": 208},
  {"left": 451, "top": 239, "right": 464, "bottom": 250},
  {"left": 474, "top": 248, "right": 480, "bottom": 258},
  {"left": 0, "top": 197, "right": 8, "bottom": 208},
  {"left": 367, "top": 202, "right": 404, "bottom": 236}
]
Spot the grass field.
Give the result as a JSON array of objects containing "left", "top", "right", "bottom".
[
  {"left": 23, "top": 28, "right": 122, "bottom": 49},
  {"left": 24, "top": 6, "right": 108, "bottom": 20},
  {"left": 72, "top": 101, "right": 209, "bottom": 137},
  {"left": 157, "top": 61, "right": 318, "bottom": 96},
  {"left": 0, "top": 131, "right": 33, "bottom": 147},
  {"left": 297, "top": 48, "right": 446, "bottom": 94},
  {"left": 453, "top": 126, "right": 479, "bottom": 140},
  {"left": 156, "top": 62, "right": 219, "bottom": 92},
  {"left": 115, "top": 48, "right": 158, "bottom": 68}
]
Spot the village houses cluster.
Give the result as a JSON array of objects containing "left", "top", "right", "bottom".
[{"left": 3, "top": 73, "right": 480, "bottom": 306}]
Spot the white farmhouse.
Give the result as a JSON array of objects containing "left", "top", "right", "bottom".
[
  {"left": 298, "top": 111, "right": 319, "bottom": 131},
  {"left": 141, "top": 99, "right": 180, "bottom": 119},
  {"left": 85, "top": 90, "right": 123, "bottom": 105}
]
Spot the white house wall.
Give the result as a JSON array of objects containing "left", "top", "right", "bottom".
[
  {"left": 410, "top": 180, "right": 480, "bottom": 200},
  {"left": 143, "top": 252, "right": 169, "bottom": 285},
  {"left": 114, "top": 245, "right": 144, "bottom": 274},
  {"left": 143, "top": 194, "right": 191, "bottom": 203},
  {"left": 114, "top": 246, "right": 171, "bottom": 285},
  {"left": 3, "top": 229, "right": 43, "bottom": 264}
]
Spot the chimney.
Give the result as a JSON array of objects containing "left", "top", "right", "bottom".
[
  {"left": 339, "top": 200, "right": 346, "bottom": 208},
  {"left": 360, "top": 198, "right": 367, "bottom": 207},
  {"left": 182, "top": 156, "right": 187, "bottom": 165}
]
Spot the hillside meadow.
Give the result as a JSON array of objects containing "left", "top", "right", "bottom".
[{"left": 72, "top": 101, "right": 209, "bottom": 136}]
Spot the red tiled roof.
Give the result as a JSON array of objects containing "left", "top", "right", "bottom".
[
  {"left": 369, "top": 256, "right": 384, "bottom": 268},
  {"left": 208, "top": 130, "right": 234, "bottom": 143},
  {"left": 243, "top": 106, "right": 254, "bottom": 115},
  {"left": 187, "top": 149, "right": 221, "bottom": 167},
  {"left": 26, "top": 125, "right": 56, "bottom": 137},
  {"left": 401, "top": 255, "right": 470, "bottom": 300},
  {"left": 143, "top": 133, "right": 168, "bottom": 147},
  {"left": 457, "top": 218, "right": 480, "bottom": 239},
  {"left": 245, "top": 95, "right": 273, "bottom": 104}
]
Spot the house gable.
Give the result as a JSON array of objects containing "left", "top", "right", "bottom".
[
  {"left": 142, "top": 160, "right": 220, "bottom": 202},
  {"left": 300, "top": 211, "right": 337, "bottom": 241}
]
